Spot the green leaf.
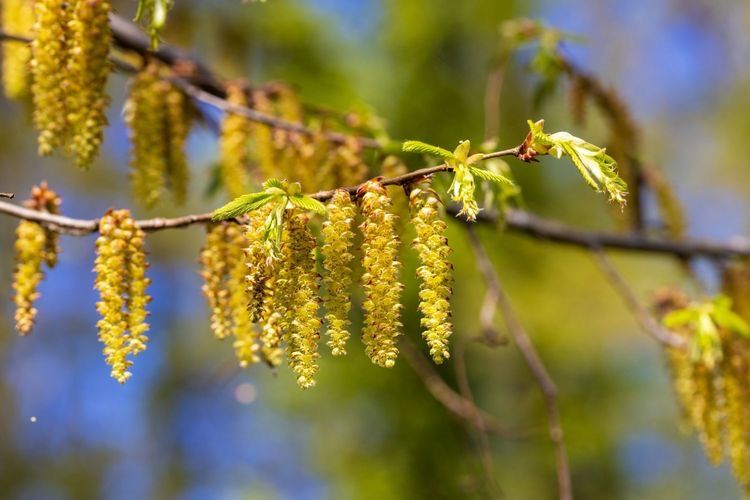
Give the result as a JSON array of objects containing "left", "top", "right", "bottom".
[
  {"left": 662, "top": 308, "right": 696, "bottom": 329},
  {"left": 402, "top": 140, "right": 455, "bottom": 161},
  {"left": 289, "top": 194, "right": 327, "bottom": 215},
  {"left": 469, "top": 166, "right": 515, "bottom": 186},
  {"left": 453, "top": 140, "right": 471, "bottom": 163},
  {"left": 211, "top": 192, "right": 276, "bottom": 220},
  {"left": 263, "top": 178, "right": 285, "bottom": 190},
  {"left": 526, "top": 119, "right": 628, "bottom": 207}
]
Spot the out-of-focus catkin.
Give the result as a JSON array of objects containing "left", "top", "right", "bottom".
[
  {"left": 251, "top": 89, "right": 277, "bottom": 180},
  {"left": 94, "top": 209, "right": 151, "bottom": 383},
  {"left": 277, "top": 212, "right": 321, "bottom": 388},
  {"left": 410, "top": 182, "right": 453, "bottom": 364},
  {"left": 321, "top": 190, "right": 356, "bottom": 355},
  {"left": 12, "top": 184, "right": 62, "bottom": 335},
  {"left": 200, "top": 223, "right": 233, "bottom": 340},
  {"left": 2, "top": 0, "right": 34, "bottom": 99},
  {"left": 219, "top": 84, "right": 251, "bottom": 198},
  {"left": 165, "top": 85, "right": 191, "bottom": 204},
  {"left": 68, "top": 0, "right": 111, "bottom": 169},
  {"left": 13, "top": 221, "right": 45, "bottom": 335},
  {"left": 224, "top": 223, "right": 260, "bottom": 367},
  {"left": 31, "top": 0, "right": 72, "bottom": 155},
  {"left": 723, "top": 343, "right": 750, "bottom": 488},
  {"left": 124, "top": 62, "right": 168, "bottom": 207},
  {"left": 359, "top": 181, "right": 403, "bottom": 368}
]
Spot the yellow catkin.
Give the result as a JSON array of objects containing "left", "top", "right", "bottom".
[
  {"left": 165, "top": 85, "right": 191, "bottom": 204},
  {"left": 124, "top": 62, "right": 168, "bottom": 207},
  {"left": 359, "top": 181, "right": 403, "bottom": 368},
  {"left": 226, "top": 223, "right": 260, "bottom": 367},
  {"left": 410, "top": 182, "right": 453, "bottom": 364},
  {"left": 11, "top": 184, "right": 62, "bottom": 335},
  {"left": 219, "top": 84, "right": 251, "bottom": 198},
  {"left": 30, "top": 182, "right": 62, "bottom": 267},
  {"left": 199, "top": 223, "right": 233, "bottom": 340},
  {"left": 328, "top": 139, "right": 368, "bottom": 190},
  {"left": 68, "top": 0, "right": 111, "bottom": 169},
  {"left": 724, "top": 340, "right": 750, "bottom": 489},
  {"left": 12, "top": 221, "right": 45, "bottom": 335},
  {"left": 321, "top": 190, "right": 356, "bottom": 355},
  {"left": 690, "top": 363, "right": 725, "bottom": 466},
  {"left": 258, "top": 279, "right": 283, "bottom": 367},
  {"left": 277, "top": 212, "right": 321, "bottom": 388},
  {"left": 251, "top": 89, "right": 278, "bottom": 180},
  {"left": 94, "top": 209, "right": 151, "bottom": 383},
  {"left": 2, "top": 0, "right": 34, "bottom": 99},
  {"left": 244, "top": 207, "right": 272, "bottom": 322},
  {"left": 31, "top": 0, "right": 72, "bottom": 155}
]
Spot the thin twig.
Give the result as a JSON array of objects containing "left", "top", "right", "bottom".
[
  {"left": 400, "top": 338, "right": 514, "bottom": 437},
  {"left": 453, "top": 338, "right": 503, "bottom": 496},
  {"left": 589, "top": 247, "right": 686, "bottom": 349},
  {"left": 467, "top": 227, "right": 572, "bottom": 500},
  {"left": 0, "top": 192, "right": 13, "bottom": 199}
]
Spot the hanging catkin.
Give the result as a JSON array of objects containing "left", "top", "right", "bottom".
[
  {"left": 11, "top": 184, "right": 61, "bottom": 335},
  {"left": 31, "top": 0, "right": 72, "bottom": 155},
  {"left": 199, "top": 223, "right": 233, "bottom": 340},
  {"left": 277, "top": 212, "right": 321, "bottom": 388},
  {"left": 409, "top": 182, "right": 453, "bottom": 363},
  {"left": 94, "top": 209, "right": 151, "bottom": 383},
  {"left": 359, "top": 181, "right": 403, "bottom": 368},
  {"left": 219, "top": 84, "right": 251, "bottom": 198},
  {"left": 68, "top": 0, "right": 112, "bottom": 169},
  {"left": 124, "top": 61, "right": 168, "bottom": 207},
  {"left": 321, "top": 190, "right": 356, "bottom": 355},
  {"left": 2, "top": 0, "right": 34, "bottom": 99}
]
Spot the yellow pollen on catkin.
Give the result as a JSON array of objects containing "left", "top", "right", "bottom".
[
  {"left": 689, "top": 363, "right": 725, "bottom": 466},
  {"left": 94, "top": 209, "right": 152, "bottom": 383},
  {"left": 124, "top": 61, "right": 168, "bottom": 207},
  {"left": 31, "top": 0, "right": 72, "bottom": 155},
  {"left": 11, "top": 184, "right": 62, "bottom": 335},
  {"left": 199, "top": 223, "right": 233, "bottom": 340},
  {"left": 219, "top": 84, "right": 251, "bottom": 198},
  {"left": 359, "top": 181, "right": 403, "bottom": 368},
  {"left": 321, "top": 190, "right": 356, "bottom": 356},
  {"left": 723, "top": 341, "right": 750, "bottom": 489},
  {"left": 165, "top": 85, "right": 191, "bottom": 204},
  {"left": 277, "top": 212, "right": 321, "bottom": 388},
  {"left": 258, "top": 279, "right": 283, "bottom": 367},
  {"left": 68, "top": 0, "right": 112, "bottom": 169},
  {"left": 250, "top": 89, "right": 278, "bottom": 180},
  {"left": 244, "top": 207, "right": 272, "bottom": 322},
  {"left": 2, "top": 0, "right": 34, "bottom": 99},
  {"left": 12, "top": 221, "right": 45, "bottom": 335},
  {"left": 410, "top": 182, "right": 453, "bottom": 364},
  {"left": 226, "top": 223, "right": 260, "bottom": 367}
]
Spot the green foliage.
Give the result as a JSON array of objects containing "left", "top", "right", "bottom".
[
  {"left": 402, "top": 139, "right": 514, "bottom": 221},
  {"left": 212, "top": 179, "right": 325, "bottom": 259},
  {"left": 663, "top": 295, "right": 749, "bottom": 368},
  {"left": 135, "top": 0, "right": 174, "bottom": 48},
  {"left": 525, "top": 119, "right": 628, "bottom": 206}
]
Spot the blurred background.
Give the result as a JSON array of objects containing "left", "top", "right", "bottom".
[{"left": 1, "top": 0, "right": 750, "bottom": 498}]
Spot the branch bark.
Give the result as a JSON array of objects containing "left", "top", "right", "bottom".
[{"left": 466, "top": 227, "right": 572, "bottom": 500}]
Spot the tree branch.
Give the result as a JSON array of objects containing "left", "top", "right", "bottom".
[
  {"left": 466, "top": 227, "right": 572, "bottom": 500},
  {"left": 400, "top": 338, "right": 514, "bottom": 437},
  {"left": 589, "top": 248, "right": 686, "bottom": 349},
  {"left": 0, "top": 192, "right": 13, "bottom": 199}
]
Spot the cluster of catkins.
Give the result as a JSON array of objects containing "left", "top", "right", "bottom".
[
  {"left": 124, "top": 60, "right": 193, "bottom": 207},
  {"left": 199, "top": 179, "right": 453, "bottom": 388},
  {"left": 11, "top": 0, "right": 113, "bottom": 167},
  {"left": 11, "top": 188, "right": 154, "bottom": 383},
  {"left": 93, "top": 209, "right": 151, "bottom": 383},
  {"left": 218, "top": 83, "right": 368, "bottom": 200},
  {"left": 11, "top": 183, "right": 61, "bottom": 335},
  {"left": 654, "top": 275, "right": 750, "bottom": 492}
]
